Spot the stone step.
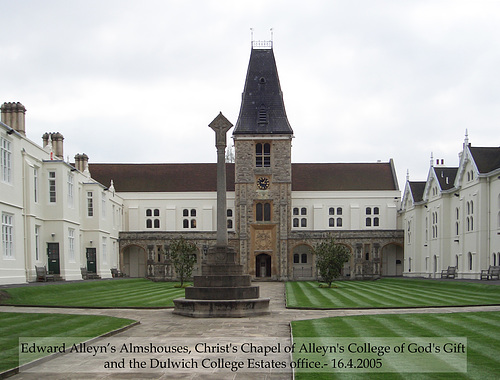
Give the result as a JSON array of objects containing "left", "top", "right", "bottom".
[
  {"left": 172, "top": 297, "right": 270, "bottom": 318},
  {"left": 201, "top": 264, "right": 243, "bottom": 276},
  {"left": 194, "top": 275, "right": 251, "bottom": 288},
  {"left": 185, "top": 286, "right": 260, "bottom": 300}
]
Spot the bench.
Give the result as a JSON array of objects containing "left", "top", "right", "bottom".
[
  {"left": 35, "top": 266, "right": 55, "bottom": 282},
  {"left": 440, "top": 266, "right": 456, "bottom": 279},
  {"left": 481, "top": 266, "right": 500, "bottom": 280},
  {"left": 111, "top": 268, "right": 124, "bottom": 278}
]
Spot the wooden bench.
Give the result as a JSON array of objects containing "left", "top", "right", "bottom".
[
  {"left": 440, "top": 266, "right": 456, "bottom": 279},
  {"left": 35, "top": 266, "right": 55, "bottom": 282},
  {"left": 110, "top": 268, "right": 124, "bottom": 278},
  {"left": 481, "top": 266, "right": 500, "bottom": 280}
]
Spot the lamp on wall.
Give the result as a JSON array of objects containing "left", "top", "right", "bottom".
[
  {"left": 89, "top": 240, "right": 93, "bottom": 246},
  {"left": 51, "top": 233, "right": 55, "bottom": 240}
]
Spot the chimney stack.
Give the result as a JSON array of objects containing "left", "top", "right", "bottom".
[
  {"left": 74, "top": 153, "right": 89, "bottom": 175},
  {"left": 1, "top": 102, "right": 27, "bottom": 136},
  {"left": 42, "top": 132, "right": 64, "bottom": 159}
]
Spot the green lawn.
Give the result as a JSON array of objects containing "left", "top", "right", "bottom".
[
  {"left": 287, "top": 278, "right": 500, "bottom": 309},
  {"left": 291, "top": 311, "right": 500, "bottom": 379},
  {"left": 0, "top": 278, "right": 188, "bottom": 308},
  {"left": 0, "top": 312, "right": 136, "bottom": 373}
]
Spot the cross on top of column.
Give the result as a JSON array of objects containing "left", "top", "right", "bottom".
[{"left": 209, "top": 112, "right": 233, "bottom": 148}]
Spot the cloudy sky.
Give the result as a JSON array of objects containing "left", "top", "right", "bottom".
[{"left": 2, "top": 0, "right": 499, "bottom": 190}]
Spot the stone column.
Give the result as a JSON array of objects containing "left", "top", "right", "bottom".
[{"left": 208, "top": 112, "right": 233, "bottom": 248}]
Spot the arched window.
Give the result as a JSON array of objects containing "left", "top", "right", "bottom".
[
  {"left": 146, "top": 209, "right": 152, "bottom": 217},
  {"left": 191, "top": 209, "right": 196, "bottom": 217},
  {"left": 366, "top": 207, "right": 372, "bottom": 215},
  {"left": 301, "top": 253, "right": 308, "bottom": 263},
  {"left": 301, "top": 218, "right": 307, "bottom": 227},
  {"left": 154, "top": 219, "right": 160, "bottom": 228},
  {"left": 146, "top": 219, "right": 152, "bottom": 228},
  {"left": 154, "top": 209, "right": 160, "bottom": 216},
  {"left": 329, "top": 207, "right": 335, "bottom": 215},
  {"left": 468, "top": 252, "right": 473, "bottom": 271},
  {"left": 293, "top": 218, "right": 299, "bottom": 227},
  {"left": 374, "top": 207, "right": 379, "bottom": 215},
  {"left": 293, "top": 207, "right": 299, "bottom": 215},
  {"left": 329, "top": 218, "right": 335, "bottom": 227},
  {"left": 293, "top": 254, "right": 299, "bottom": 263},
  {"left": 183, "top": 219, "right": 189, "bottom": 228},
  {"left": 337, "top": 218, "right": 342, "bottom": 227},
  {"left": 374, "top": 217, "right": 379, "bottom": 227},
  {"left": 337, "top": 207, "right": 342, "bottom": 215},
  {"left": 301, "top": 207, "right": 307, "bottom": 215},
  {"left": 366, "top": 218, "right": 372, "bottom": 227}
]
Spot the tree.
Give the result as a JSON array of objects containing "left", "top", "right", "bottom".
[
  {"left": 169, "top": 238, "right": 198, "bottom": 287},
  {"left": 314, "top": 238, "right": 350, "bottom": 287}
]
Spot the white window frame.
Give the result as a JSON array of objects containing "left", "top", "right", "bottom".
[
  {"left": 68, "top": 228, "right": 75, "bottom": 262},
  {"left": 48, "top": 171, "right": 56, "bottom": 203},
  {"left": 67, "top": 173, "right": 74, "bottom": 208},
  {"left": 35, "top": 225, "right": 40, "bottom": 261},
  {"left": 34, "top": 168, "right": 39, "bottom": 203},
  {"left": 2, "top": 213, "right": 14, "bottom": 258},
  {"left": 1, "top": 138, "right": 12, "bottom": 184},
  {"left": 87, "top": 191, "right": 94, "bottom": 217}
]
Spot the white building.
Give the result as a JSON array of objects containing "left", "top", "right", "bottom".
[
  {"left": 1, "top": 102, "right": 122, "bottom": 285},
  {"left": 401, "top": 133, "right": 500, "bottom": 279}
]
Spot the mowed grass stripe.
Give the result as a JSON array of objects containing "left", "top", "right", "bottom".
[
  {"left": 286, "top": 278, "right": 500, "bottom": 309},
  {"left": 292, "top": 312, "right": 500, "bottom": 380},
  {"left": 1, "top": 279, "right": 187, "bottom": 308},
  {"left": 0, "top": 312, "right": 136, "bottom": 373}
]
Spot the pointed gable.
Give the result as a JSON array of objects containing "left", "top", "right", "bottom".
[
  {"left": 433, "top": 167, "right": 458, "bottom": 191},
  {"left": 233, "top": 47, "right": 293, "bottom": 135},
  {"left": 409, "top": 181, "right": 426, "bottom": 203}
]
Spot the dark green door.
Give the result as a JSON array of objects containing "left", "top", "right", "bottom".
[
  {"left": 47, "top": 243, "right": 60, "bottom": 274},
  {"left": 86, "top": 248, "right": 97, "bottom": 273}
]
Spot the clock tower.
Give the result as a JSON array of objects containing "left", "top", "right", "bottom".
[{"left": 233, "top": 43, "right": 294, "bottom": 280}]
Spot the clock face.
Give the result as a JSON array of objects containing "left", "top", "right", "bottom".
[{"left": 257, "top": 176, "right": 270, "bottom": 190}]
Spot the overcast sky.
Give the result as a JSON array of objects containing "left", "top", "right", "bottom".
[{"left": 2, "top": 0, "right": 499, "bottom": 190}]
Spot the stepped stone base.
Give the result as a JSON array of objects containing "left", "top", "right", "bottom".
[{"left": 173, "top": 246, "right": 270, "bottom": 318}]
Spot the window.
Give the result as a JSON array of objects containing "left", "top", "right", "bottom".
[
  {"left": 49, "top": 172, "right": 56, "bottom": 203},
  {"left": 365, "top": 207, "right": 380, "bottom": 227},
  {"left": 68, "top": 228, "right": 75, "bottom": 262},
  {"left": 293, "top": 218, "right": 299, "bottom": 227},
  {"left": 468, "top": 252, "right": 473, "bottom": 271},
  {"left": 301, "top": 218, "right": 307, "bottom": 227},
  {"left": 87, "top": 192, "right": 93, "bottom": 216},
  {"left": 431, "top": 211, "right": 438, "bottom": 239},
  {"left": 255, "top": 143, "right": 270, "bottom": 167},
  {"left": 466, "top": 201, "right": 474, "bottom": 232},
  {"left": 256, "top": 202, "right": 271, "bottom": 222},
  {"left": 183, "top": 208, "right": 197, "bottom": 229},
  {"left": 258, "top": 105, "right": 268, "bottom": 124},
  {"left": 1, "top": 138, "right": 12, "bottom": 183},
  {"left": 102, "top": 237, "right": 107, "bottom": 264},
  {"left": 67, "top": 173, "right": 74, "bottom": 208},
  {"left": 35, "top": 225, "right": 40, "bottom": 261},
  {"left": 101, "top": 192, "right": 106, "bottom": 218},
  {"left": 146, "top": 209, "right": 160, "bottom": 229},
  {"left": 34, "top": 168, "right": 39, "bottom": 202},
  {"left": 2, "top": 213, "right": 14, "bottom": 258},
  {"left": 227, "top": 209, "right": 234, "bottom": 230},
  {"left": 293, "top": 253, "right": 299, "bottom": 263},
  {"left": 328, "top": 207, "right": 343, "bottom": 228},
  {"left": 301, "top": 253, "right": 308, "bottom": 264},
  {"left": 407, "top": 220, "right": 411, "bottom": 244}
]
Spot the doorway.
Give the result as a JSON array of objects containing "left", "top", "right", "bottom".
[
  {"left": 47, "top": 243, "right": 60, "bottom": 274},
  {"left": 256, "top": 254, "right": 271, "bottom": 278},
  {"left": 86, "top": 248, "right": 97, "bottom": 274}
]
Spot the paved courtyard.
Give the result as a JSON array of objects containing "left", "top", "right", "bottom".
[{"left": 2, "top": 282, "right": 500, "bottom": 379}]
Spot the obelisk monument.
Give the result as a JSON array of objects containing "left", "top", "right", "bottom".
[{"left": 173, "top": 113, "right": 270, "bottom": 317}]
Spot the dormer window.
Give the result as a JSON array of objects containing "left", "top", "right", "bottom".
[{"left": 258, "top": 104, "right": 268, "bottom": 125}]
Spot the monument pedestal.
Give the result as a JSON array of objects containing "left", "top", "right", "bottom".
[{"left": 173, "top": 246, "right": 270, "bottom": 318}]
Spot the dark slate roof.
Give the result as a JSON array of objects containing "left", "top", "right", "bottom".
[
  {"left": 89, "top": 162, "right": 399, "bottom": 193},
  {"left": 89, "top": 163, "right": 235, "bottom": 192},
  {"left": 291, "top": 163, "right": 398, "bottom": 191},
  {"left": 433, "top": 167, "right": 458, "bottom": 190},
  {"left": 233, "top": 48, "right": 293, "bottom": 135},
  {"left": 469, "top": 146, "right": 500, "bottom": 173},
  {"left": 408, "top": 181, "right": 426, "bottom": 203}
]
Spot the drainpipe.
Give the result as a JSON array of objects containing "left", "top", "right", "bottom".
[{"left": 21, "top": 148, "right": 29, "bottom": 282}]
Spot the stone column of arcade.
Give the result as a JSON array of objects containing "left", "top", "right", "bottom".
[{"left": 173, "top": 113, "right": 270, "bottom": 317}]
